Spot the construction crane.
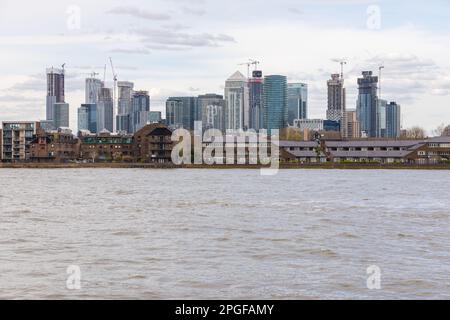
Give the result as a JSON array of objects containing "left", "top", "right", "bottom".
[
  {"left": 109, "top": 57, "right": 118, "bottom": 132},
  {"left": 338, "top": 60, "right": 347, "bottom": 79},
  {"left": 250, "top": 59, "right": 260, "bottom": 71},
  {"left": 238, "top": 60, "right": 253, "bottom": 79},
  {"left": 378, "top": 65, "right": 385, "bottom": 99},
  {"left": 103, "top": 64, "right": 107, "bottom": 83}
]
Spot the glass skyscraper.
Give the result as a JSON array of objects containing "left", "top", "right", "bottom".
[
  {"left": 357, "top": 71, "right": 378, "bottom": 138},
  {"left": 78, "top": 103, "right": 97, "bottom": 133},
  {"left": 130, "top": 91, "right": 150, "bottom": 133},
  {"left": 249, "top": 75, "right": 264, "bottom": 131},
  {"left": 287, "top": 83, "right": 308, "bottom": 126},
  {"left": 386, "top": 101, "right": 401, "bottom": 138},
  {"left": 165, "top": 97, "right": 198, "bottom": 130},
  {"left": 264, "top": 75, "right": 288, "bottom": 133}
]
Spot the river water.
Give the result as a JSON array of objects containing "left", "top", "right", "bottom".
[{"left": 0, "top": 169, "right": 449, "bottom": 299}]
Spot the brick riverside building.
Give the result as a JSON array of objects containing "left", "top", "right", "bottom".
[
  {"left": 30, "top": 128, "right": 80, "bottom": 163},
  {"left": 79, "top": 131, "right": 133, "bottom": 162},
  {"left": 133, "top": 123, "right": 173, "bottom": 163}
]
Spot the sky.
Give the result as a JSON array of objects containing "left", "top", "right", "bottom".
[{"left": 0, "top": 0, "right": 449, "bottom": 133}]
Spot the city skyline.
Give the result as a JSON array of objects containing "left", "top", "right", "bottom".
[{"left": 1, "top": 0, "right": 450, "bottom": 133}]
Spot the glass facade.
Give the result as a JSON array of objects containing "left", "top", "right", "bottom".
[
  {"left": 357, "top": 71, "right": 378, "bottom": 138},
  {"left": 287, "top": 83, "right": 308, "bottom": 126},
  {"left": 386, "top": 101, "right": 401, "bottom": 138},
  {"left": 264, "top": 75, "right": 288, "bottom": 133}
]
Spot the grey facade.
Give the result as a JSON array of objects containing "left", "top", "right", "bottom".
[
  {"left": 53, "top": 103, "right": 69, "bottom": 129},
  {"left": 198, "top": 94, "right": 226, "bottom": 132},
  {"left": 46, "top": 67, "right": 65, "bottom": 127},
  {"left": 166, "top": 97, "right": 198, "bottom": 130},
  {"left": 327, "top": 74, "right": 346, "bottom": 137},
  {"left": 97, "top": 88, "right": 114, "bottom": 132},
  {"left": 249, "top": 75, "right": 265, "bottom": 130}
]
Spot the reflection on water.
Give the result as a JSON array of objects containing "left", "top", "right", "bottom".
[{"left": 0, "top": 169, "right": 449, "bottom": 299}]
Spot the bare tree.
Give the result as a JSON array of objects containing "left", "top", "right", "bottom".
[
  {"left": 401, "top": 126, "right": 427, "bottom": 139},
  {"left": 434, "top": 124, "right": 450, "bottom": 136}
]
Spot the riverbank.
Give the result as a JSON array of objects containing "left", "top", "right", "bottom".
[{"left": 1, "top": 162, "right": 450, "bottom": 170}]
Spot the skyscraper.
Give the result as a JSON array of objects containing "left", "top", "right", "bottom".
[
  {"left": 357, "top": 71, "right": 379, "bottom": 138},
  {"left": 224, "top": 71, "right": 249, "bottom": 131},
  {"left": 287, "top": 83, "right": 308, "bottom": 125},
  {"left": 46, "top": 67, "right": 66, "bottom": 127},
  {"left": 198, "top": 94, "right": 226, "bottom": 132},
  {"left": 116, "top": 81, "right": 134, "bottom": 133},
  {"left": 377, "top": 99, "right": 387, "bottom": 137},
  {"left": 85, "top": 77, "right": 104, "bottom": 105},
  {"left": 130, "top": 91, "right": 150, "bottom": 133},
  {"left": 264, "top": 75, "right": 288, "bottom": 133},
  {"left": 53, "top": 103, "right": 69, "bottom": 129},
  {"left": 78, "top": 104, "right": 97, "bottom": 133},
  {"left": 97, "top": 88, "right": 114, "bottom": 132},
  {"left": 327, "top": 74, "right": 346, "bottom": 137},
  {"left": 346, "top": 109, "right": 361, "bottom": 139},
  {"left": 386, "top": 101, "right": 401, "bottom": 138},
  {"left": 165, "top": 97, "right": 198, "bottom": 130},
  {"left": 249, "top": 70, "right": 264, "bottom": 130}
]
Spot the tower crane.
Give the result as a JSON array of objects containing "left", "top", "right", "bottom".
[
  {"left": 250, "top": 59, "right": 260, "bottom": 71},
  {"left": 109, "top": 57, "right": 118, "bottom": 132},
  {"left": 238, "top": 60, "right": 253, "bottom": 79}
]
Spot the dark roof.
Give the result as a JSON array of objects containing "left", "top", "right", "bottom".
[
  {"left": 329, "top": 150, "right": 411, "bottom": 158},
  {"left": 277, "top": 141, "right": 319, "bottom": 148},
  {"left": 325, "top": 140, "right": 423, "bottom": 148},
  {"left": 427, "top": 136, "right": 450, "bottom": 143}
]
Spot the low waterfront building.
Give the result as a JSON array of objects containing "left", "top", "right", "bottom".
[
  {"left": 1, "top": 121, "right": 39, "bottom": 162},
  {"left": 79, "top": 131, "right": 133, "bottom": 162},
  {"left": 324, "top": 140, "right": 424, "bottom": 163},
  {"left": 277, "top": 140, "right": 327, "bottom": 163},
  {"left": 30, "top": 128, "right": 80, "bottom": 163},
  {"left": 133, "top": 123, "right": 173, "bottom": 163},
  {"left": 404, "top": 136, "right": 450, "bottom": 164}
]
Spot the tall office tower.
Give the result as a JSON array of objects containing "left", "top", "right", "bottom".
[
  {"left": 130, "top": 90, "right": 150, "bottom": 133},
  {"left": 377, "top": 99, "right": 387, "bottom": 138},
  {"left": 327, "top": 74, "right": 346, "bottom": 137},
  {"left": 53, "top": 103, "right": 70, "bottom": 129},
  {"left": 249, "top": 70, "right": 264, "bottom": 130},
  {"left": 165, "top": 97, "right": 198, "bottom": 130},
  {"left": 198, "top": 94, "right": 226, "bottom": 132},
  {"left": 46, "top": 67, "right": 65, "bottom": 124},
  {"left": 264, "top": 75, "right": 288, "bottom": 133},
  {"left": 287, "top": 83, "right": 308, "bottom": 126},
  {"left": 346, "top": 109, "right": 361, "bottom": 139},
  {"left": 97, "top": 88, "right": 114, "bottom": 132},
  {"left": 85, "top": 77, "right": 104, "bottom": 104},
  {"left": 116, "top": 81, "right": 134, "bottom": 133},
  {"left": 78, "top": 104, "right": 97, "bottom": 133},
  {"left": 386, "top": 101, "right": 401, "bottom": 138},
  {"left": 224, "top": 71, "right": 250, "bottom": 131},
  {"left": 357, "top": 71, "right": 379, "bottom": 138}
]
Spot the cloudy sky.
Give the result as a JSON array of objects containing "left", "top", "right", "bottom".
[{"left": 0, "top": 0, "right": 449, "bottom": 133}]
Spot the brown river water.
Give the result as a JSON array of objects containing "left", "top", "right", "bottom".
[{"left": 0, "top": 169, "right": 449, "bottom": 299}]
